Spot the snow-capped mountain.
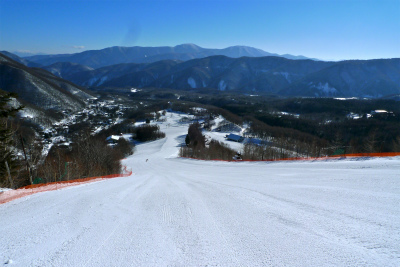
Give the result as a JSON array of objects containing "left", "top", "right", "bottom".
[{"left": 22, "top": 44, "right": 315, "bottom": 69}]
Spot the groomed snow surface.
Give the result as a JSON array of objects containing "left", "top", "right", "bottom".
[{"left": 1, "top": 112, "right": 400, "bottom": 266}]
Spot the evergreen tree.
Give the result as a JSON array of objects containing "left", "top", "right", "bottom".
[
  {"left": 187, "top": 122, "right": 205, "bottom": 148},
  {"left": 185, "top": 134, "right": 190, "bottom": 147},
  {"left": 0, "top": 91, "right": 23, "bottom": 188}
]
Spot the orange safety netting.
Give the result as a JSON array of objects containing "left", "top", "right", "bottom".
[
  {"left": 0, "top": 166, "right": 132, "bottom": 205},
  {"left": 2, "top": 152, "right": 399, "bottom": 205},
  {"left": 182, "top": 152, "right": 400, "bottom": 162}
]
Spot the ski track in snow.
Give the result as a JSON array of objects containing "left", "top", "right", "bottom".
[{"left": 1, "top": 112, "right": 400, "bottom": 266}]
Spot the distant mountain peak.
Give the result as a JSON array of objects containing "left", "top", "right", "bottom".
[
  {"left": 174, "top": 43, "right": 201, "bottom": 48},
  {"left": 173, "top": 43, "right": 203, "bottom": 53}
]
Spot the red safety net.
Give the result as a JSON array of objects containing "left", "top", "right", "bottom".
[
  {"left": 182, "top": 152, "right": 400, "bottom": 162},
  {"left": 2, "top": 153, "right": 399, "bottom": 205},
  {"left": 0, "top": 166, "right": 132, "bottom": 205}
]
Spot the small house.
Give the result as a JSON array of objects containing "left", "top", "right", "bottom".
[
  {"left": 106, "top": 135, "right": 122, "bottom": 144},
  {"left": 226, "top": 133, "right": 244, "bottom": 142}
]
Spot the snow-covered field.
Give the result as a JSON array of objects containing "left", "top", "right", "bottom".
[{"left": 1, "top": 112, "right": 399, "bottom": 266}]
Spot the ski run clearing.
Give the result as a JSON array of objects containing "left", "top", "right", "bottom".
[{"left": 1, "top": 112, "right": 400, "bottom": 267}]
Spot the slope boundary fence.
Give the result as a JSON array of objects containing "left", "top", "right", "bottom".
[
  {"left": 182, "top": 152, "right": 400, "bottom": 163},
  {"left": 0, "top": 166, "right": 133, "bottom": 205}
]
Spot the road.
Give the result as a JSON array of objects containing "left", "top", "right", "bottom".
[{"left": 1, "top": 112, "right": 399, "bottom": 266}]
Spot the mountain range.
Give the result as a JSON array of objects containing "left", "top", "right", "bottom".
[
  {"left": 43, "top": 55, "right": 400, "bottom": 98},
  {"left": 22, "top": 44, "right": 315, "bottom": 69},
  {"left": 1, "top": 45, "right": 400, "bottom": 99}
]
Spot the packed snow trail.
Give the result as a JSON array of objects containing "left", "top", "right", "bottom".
[{"left": 1, "top": 112, "right": 400, "bottom": 266}]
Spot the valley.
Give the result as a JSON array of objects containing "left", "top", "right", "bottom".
[{"left": 1, "top": 112, "right": 399, "bottom": 266}]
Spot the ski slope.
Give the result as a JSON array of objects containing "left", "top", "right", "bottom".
[{"left": 1, "top": 112, "right": 400, "bottom": 266}]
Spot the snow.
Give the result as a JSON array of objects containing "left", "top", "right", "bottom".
[
  {"left": 97, "top": 76, "right": 108, "bottom": 86},
  {"left": 18, "top": 110, "right": 35, "bottom": 119},
  {"left": 106, "top": 135, "right": 122, "bottom": 141},
  {"left": 11, "top": 99, "right": 38, "bottom": 119},
  {"left": 130, "top": 88, "right": 141, "bottom": 93},
  {"left": 218, "top": 79, "right": 227, "bottom": 91},
  {"left": 0, "top": 188, "right": 11, "bottom": 193},
  {"left": 212, "top": 115, "right": 225, "bottom": 127},
  {"left": 203, "top": 117, "right": 245, "bottom": 151},
  {"left": 191, "top": 107, "right": 206, "bottom": 112},
  {"left": 273, "top": 111, "right": 300, "bottom": 118},
  {"left": 106, "top": 134, "right": 133, "bottom": 143},
  {"left": 311, "top": 82, "right": 338, "bottom": 95},
  {"left": 334, "top": 97, "right": 359, "bottom": 100},
  {"left": 1, "top": 112, "right": 399, "bottom": 266},
  {"left": 372, "top": 110, "right": 388, "bottom": 114},
  {"left": 347, "top": 112, "right": 361, "bottom": 120},
  {"left": 50, "top": 135, "right": 66, "bottom": 144},
  {"left": 205, "top": 131, "right": 243, "bottom": 151},
  {"left": 87, "top": 77, "right": 99, "bottom": 86},
  {"left": 273, "top": 72, "right": 291, "bottom": 83},
  {"left": 187, "top": 77, "right": 196, "bottom": 88}
]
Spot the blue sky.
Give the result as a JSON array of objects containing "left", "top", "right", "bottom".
[{"left": 1, "top": 0, "right": 399, "bottom": 60}]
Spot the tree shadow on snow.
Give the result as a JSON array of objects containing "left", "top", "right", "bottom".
[{"left": 175, "top": 134, "right": 186, "bottom": 147}]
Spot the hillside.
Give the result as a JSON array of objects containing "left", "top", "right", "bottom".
[
  {"left": 0, "top": 52, "right": 93, "bottom": 113},
  {"left": 51, "top": 55, "right": 400, "bottom": 98},
  {"left": 65, "top": 61, "right": 179, "bottom": 87},
  {"left": 61, "top": 56, "right": 333, "bottom": 92},
  {"left": 1, "top": 112, "right": 399, "bottom": 266},
  {"left": 42, "top": 62, "right": 94, "bottom": 79},
  {"left": 284, "top": 59, "right": 400, "bottom": 97},
  {"left": 0, "top": 51, "right": 41, "bottom": 67}
]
